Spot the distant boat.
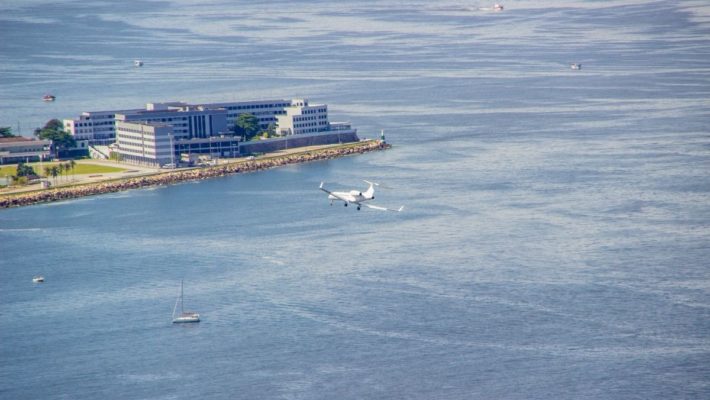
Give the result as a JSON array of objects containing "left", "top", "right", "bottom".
[
  {"left": 42, "top": 94, "right": 56, "bottom": 102},
  {"left": 479, "top": 3, "right": 504, "bottom": 11},
  {"left": 133, "top": 60, "right": 144, "bottom": 67},
  {"left": 570, "top": 63, "right": 582, "bottom": 70},
  {"left": 172, "top": 280, "right": 200, "bottom": 323},
  {"left": 32, "top": 275, "right": 44, "bottom": 283}
]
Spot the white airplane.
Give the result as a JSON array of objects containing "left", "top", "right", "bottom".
[{"left": 319, "top": 181, "right": 404, "bottom": 212}]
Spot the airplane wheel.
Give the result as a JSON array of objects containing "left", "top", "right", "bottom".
[
  {"left": 344, "top": 203, "right": 348, "bottom": 207},
  {"left": 357, "top": 206, "right": 361, "bottom": 210}
]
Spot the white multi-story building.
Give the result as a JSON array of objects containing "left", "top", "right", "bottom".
[
  {"left": 199, "top": 99, "right": 292, "bottom": 129},
  {"left": 114, "top": 121, "right": 175, "bottom": 167},
  {"left": 66, "top": 97, "right": 358, "bottom": 166},
  {"left": 114, "top": 105, "right": 241, "bottom": 167},
  {"left": 275, "top": 99, "right": 330, "bottom": 135},
  {"left": 63, "top": 109, "right": 141, "bottom": 146},
  {"left": 116, "top": 104, "right": 229, "bottom": 139},
  {"left": 64, "top": 99, "right": 298, "bottom": 145}
]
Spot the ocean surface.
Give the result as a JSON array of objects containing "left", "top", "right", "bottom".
[{"left": 1, "top": 1, "right": 710, "bottom": 398}]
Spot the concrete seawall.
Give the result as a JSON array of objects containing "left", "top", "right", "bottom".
[
  {"left": 0, "top": 140, "right": 390, "bottom": 209},
  {"left": 239, "top": 130, "right": 360, "bottom": 154}
]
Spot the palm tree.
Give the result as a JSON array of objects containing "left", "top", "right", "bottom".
[
  {"left": 49, "top": 166, "right": 59, "bottom": 185},
  {"left": 57, "top": 163, "right": 66, "bottom": 183},
  {"left": 69, "top": 160, "right": 77, "bottom": 181},
  {"left": 63, "top": 162, "right": 71, "bottom": 182},
  {"left": 42, "top": 165, "right": 53, "bottom": 187}
]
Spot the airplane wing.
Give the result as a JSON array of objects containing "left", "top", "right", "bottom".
[
  {"left": 319, "top": 182, "right": 352, "bottom": 203},
  {"left": 361, "top": 203, "right": 405, "bottom": 212},
  {"left": 319, "top": 182, "right": 333, "bottom": 195}
]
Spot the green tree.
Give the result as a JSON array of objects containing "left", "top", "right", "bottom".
[
  {"left": 234, "top": 113, "right": 261, "bottom": 141},
  {"left": 49, "top": 166, "right": 59, "bottom": 185},
  {"left": 34, "top": 119, "right": 75, "bottom": 157},
  {"left": 0, "top": 126, "right": 14, "bottom": 137},
  {"left": 15, "top": 162, "right": 36, "bottom": 177},
  {"left": 69, "top": 160, "right": 77, "bottom": 181},
  {"left": 58, "top": 163, "right": 66, "bottom": 182},
  {"left": 259, "top": 122, "right": 277, "bottom": 138},
  {"left": 64, "top": 162, "right": 72, "bottom": 181},
  {"left": 38, "top": 119, "right": 64, "bottom": 133}
]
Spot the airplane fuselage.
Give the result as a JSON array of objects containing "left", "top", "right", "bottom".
[{"left": 328, "top": 190, "right": 373, "bottom": 204}]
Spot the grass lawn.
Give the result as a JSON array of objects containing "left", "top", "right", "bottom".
[{"left": 0, "top": 161, "right": 126, "bottom": 177}]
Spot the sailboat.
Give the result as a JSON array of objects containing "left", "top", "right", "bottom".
[{"left": 172, "top": 280, "right": 200, "bottom": 323}]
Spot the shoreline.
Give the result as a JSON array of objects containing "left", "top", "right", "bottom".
[{"left": 0, "top": 140, "right": 390, "bottom": 209}]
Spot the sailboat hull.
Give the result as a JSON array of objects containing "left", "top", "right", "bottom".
[
  {"left": 173, "top": 312, "right": 200, "bottom": 324},
  {"left": 173, "top": 313, "right": 200, "bottom": 323}
]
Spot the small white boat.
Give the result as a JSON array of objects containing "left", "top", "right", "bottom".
[
  {"left": 570, "top": 63, "right": 582, "bottom": 70},
  {"left": 42, "top": 94, "right": 56, "bottom": 102},
  {"left": 493, "top": 3, "right": 504, "bottom": 11},
  {"left": 32, "top": 275, "right": 44, "bottom": 283},
  {"left": 133, "top": 59, "right": 144, "bottom": 67},
  {"left": 172, "top": 280, "right": 200, "bottom": 323}
]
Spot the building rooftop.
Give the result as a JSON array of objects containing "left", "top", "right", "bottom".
[
  {"left": 118, "top": 120, "right": 172, "bottom": 128},
  {"left": 0, "top": 136, "right": 36, "bottom": 143}
]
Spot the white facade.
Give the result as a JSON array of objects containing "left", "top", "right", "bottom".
[
  {"left": 115, "top": 121, "right": 174, "bottom": 167},
  {"left": 199, "top": 99, "right": 292, "bottom": 130},
  {"left": 64, "top": 99, "right": 297, "bottom": 145},
  {"left": 275, "top": 99, "right": 330, "bottom": 135},
  {"left": 63, "top": 109, "right": 139, "bottom": 146},
  {"left": 64, "top": 98, "right": 354, "bottom": 152},
  {"left": 116, "top": 106, "right": 228, "bottom": 140}
]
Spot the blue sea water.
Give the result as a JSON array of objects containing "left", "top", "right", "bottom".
[{"left": 1, "top": 0, "right": 710, "bottom": 398}]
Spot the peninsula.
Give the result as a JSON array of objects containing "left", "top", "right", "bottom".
[{"left": 0, "top": 140, "right": 390, "bottom": 209}]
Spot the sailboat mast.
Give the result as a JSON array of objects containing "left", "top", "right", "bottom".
[
  {"left": 181, "top": 279, "right": 184, "bottom": 314},
  {"left": 172, "top": 290, "right": 180, "bottom": 320}
]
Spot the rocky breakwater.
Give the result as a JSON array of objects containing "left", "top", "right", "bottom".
[{"left": 0, "top": 140, "right": 390, "bottom": 209}]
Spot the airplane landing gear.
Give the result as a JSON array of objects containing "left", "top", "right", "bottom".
[
  {"left": 357, "top": 206, "right": 361, "bottom": 210},
  {"left": 344, "top": 203, "right": 348, "bottom": 207}
]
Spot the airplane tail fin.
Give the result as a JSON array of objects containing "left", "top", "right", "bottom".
[{"left": 363, "top": 180, "right": 378, "bottom": 199}]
